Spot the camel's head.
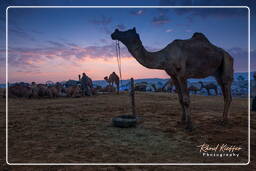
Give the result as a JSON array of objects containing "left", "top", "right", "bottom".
[{"left": 111, "top": 27, "right": 139, "bottom": 43}]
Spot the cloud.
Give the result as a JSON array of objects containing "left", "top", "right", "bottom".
[
  {"left": 152, "top": 14, "right": 170, "bottom": 25},
  {"left": 31, "top": 29, "right": 44, "bottom": 34},
  {"left": 130, "top": 9, "right": 145, "bottom": 16},
  {"left": 66, "top": 42, "right": 79, "bottom": 47},
  {"left": 116, "top": 24, "right": 126, "bottom": 31},
  {"left": 3, "top": 41, "right": 132, "bottom": 71},
  {"left": 48, "top": 41, "right": 66, "bottom": 47},
  {"left": 2, "top": 38, "right": 254, "bottom": 75},
  {"left": 165, "top": 29, "right": 173, "bottom": 33},
  {"left": 185, "top": 29, "right": 192, "bottom": 33},
  {"left": 89, "top": 15, "right": 112, "bottom": 25},
  {"left": 99, "top": 38, "right": 108, "bottom": 44},
  {"left": 9, "top": 27, "right": 36, "bottom": 41}
]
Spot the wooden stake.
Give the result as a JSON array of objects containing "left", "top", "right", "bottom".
[{"left": 130, "top": 78, "right": 136, "bottom": 116}]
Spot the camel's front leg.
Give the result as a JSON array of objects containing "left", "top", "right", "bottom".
[
  {"left": 175, "top": 77, "right": 193, "bottom": 130},
  {"left": 172, "top": 77, "right": 186, "bottom": 124}
]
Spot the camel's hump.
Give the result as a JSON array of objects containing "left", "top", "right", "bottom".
[{"left": 191, "top": 32, "right": 209, "bottom": 42}]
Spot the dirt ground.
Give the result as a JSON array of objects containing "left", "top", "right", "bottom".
[{"left": 0, "top": 92, "right": 255, "bottom": 170}]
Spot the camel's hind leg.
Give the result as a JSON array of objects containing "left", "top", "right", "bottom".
[
  {"left": 215, "top": 88, "right": 218, "bottom": 96},
  {"left": 215, "top": 76, "right": 232, "bottom": 123},
  {"left": 222, "top": 83, "right": 232, "bottom": 122},
  {"left": 207, "top": 89, "right": 210, "bottom": 96}
]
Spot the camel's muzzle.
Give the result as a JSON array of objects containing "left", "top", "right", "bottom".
[
  {"left": 111, "top": 29, "right": 120, "bottom": 40},
  {"left": 111, "top": 32, "right": 118, "bottom": 40}
]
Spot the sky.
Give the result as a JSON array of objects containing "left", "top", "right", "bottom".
[{"left": 0, "top": 0, "right": 255, "bottom": 83}]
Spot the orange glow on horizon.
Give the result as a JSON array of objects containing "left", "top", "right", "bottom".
[{"left": 8, "top": 56, "right": 169, "bottom": 83}]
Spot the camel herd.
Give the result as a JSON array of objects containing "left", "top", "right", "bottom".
[
  {"left": 5, "top": 72, "right": 122, "bottom": 98},
  {"left": 134, "top": 79, "right": 219, "bottom": 95},
  {"left": 6, "top": 82, "right": 83, "bottom": 98},
  {"left": 4, "top": 77, "right": 220, "bottom": 99}
]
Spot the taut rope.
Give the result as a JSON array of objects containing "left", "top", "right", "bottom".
[{"left": 116, "top": 40, "right": 122, "bottom": 85}]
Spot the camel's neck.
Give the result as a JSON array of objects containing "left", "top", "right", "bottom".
[{"left": 121, "top": 37, "right": 165, "bottom": 69}]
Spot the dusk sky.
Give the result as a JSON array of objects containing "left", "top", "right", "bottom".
[{"left": 0, "top": 0, "right": 255, "bottom": 83}]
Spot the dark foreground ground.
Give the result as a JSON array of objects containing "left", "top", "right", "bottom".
[{"left": 0, "top": 92, "right": 255, "bottom": 170}]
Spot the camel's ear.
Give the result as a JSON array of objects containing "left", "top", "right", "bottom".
[{"left": 132, "top": 27, "right": 136, "bottom": 32}]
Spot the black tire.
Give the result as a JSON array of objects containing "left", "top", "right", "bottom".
[{"left": 112, "top": 115, "right": 137, "bottom": 128}]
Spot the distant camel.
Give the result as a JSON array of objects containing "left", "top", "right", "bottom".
[
  {"left": 199, "top": 81, "right": 218, "bottom": 95},
  {"left": 111, "top": 27, "right": 233, "bottom": 130},
  {"left": 104, "top": 72, "right": 120, "bottom": 93},
  {"left": 188, "top": 85, "right": 200, "bottom": 94},
  {"left": 162, "top": 79, "right": 173, "bottom": 92}
]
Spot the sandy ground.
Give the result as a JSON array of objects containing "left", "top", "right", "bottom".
[{"left": 0, "top": 92, "right": 255, "bottom": 170}]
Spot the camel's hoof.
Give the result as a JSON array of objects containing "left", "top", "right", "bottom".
[
  {"left": 217, "top": 119, "right": 228, "bottom": 126},
  {"left": 185, "top": 124, "right": 193, "bottom": 132},
  {"left": 177, "top": 120, "right": 186, "bottom": 125}
]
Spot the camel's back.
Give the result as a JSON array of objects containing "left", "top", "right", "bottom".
[
  {"left": 109, "top": 73, "right": 119, "bottom": 81},
  {"left": 168, "top": 33, "right": 228, "bottom": 78},
  {"left": 191, "top": 32, "right": 210, "bottom": 43}
]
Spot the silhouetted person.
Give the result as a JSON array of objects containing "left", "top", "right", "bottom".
[
  {"left": 78, "top": 74, "right": 81, "bottom": 81},
  {"left": 81, "top": 73, "right": 92, "bottom": 96}
]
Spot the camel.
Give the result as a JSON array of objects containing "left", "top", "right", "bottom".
[
  {"left": 199, "top": 81, "right": 218, "bottom": 95},
  {"left": 188, "top": 85, "right": 200, "bottom": 94},
  {"left": 104, "top": 72, "right": 120, "bottom": 93},
  {"left": 8, "top": 85, "right": 33, "bottom": 98},
  {"left": 65, "top": 85, "right": 81, "bottom": 97},
  {"left": 162, "top": 79, "right": 173, "bottom": 92},
  {"left": 111, "top": 27, "right": 233, "bottom": 130},
  {"left": 134, "top": 82, "right": 148, "bottom": 91}
]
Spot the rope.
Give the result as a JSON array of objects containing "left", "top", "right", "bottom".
[{"left": 116, "top": 40, "right": 122, "bottom": 85}]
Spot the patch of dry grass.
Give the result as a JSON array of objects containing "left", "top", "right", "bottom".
[{"left": 0, "top": 92, "right": 255, "bottom": 170}]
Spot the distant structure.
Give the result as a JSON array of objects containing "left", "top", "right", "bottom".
[{"left": 111, "top": 27, "right": 233, "bottom": 130}]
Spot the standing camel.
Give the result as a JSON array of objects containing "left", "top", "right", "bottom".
[
  {"left": 162, "top": 79, "right": 173, "bottom": 92},
  {"left": 111, "top": 28, "right": 233, "bottom": 130},
  {"left": 188, "top": 85, "right": 200, "bottom": 94},
  {"left": 104, "top": 72, "right": 120, "bottom": 93},
  {"left": 199, "top": 81, "right": 218, "bottom": 95}
]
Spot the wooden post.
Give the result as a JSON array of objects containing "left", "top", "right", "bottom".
[{"left": 130, "top": 78, "right": 136, "bottom": 116}]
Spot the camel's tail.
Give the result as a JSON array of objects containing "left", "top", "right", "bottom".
[{"left": 221, "top": 51, "right": 234, "bottom": 84}]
